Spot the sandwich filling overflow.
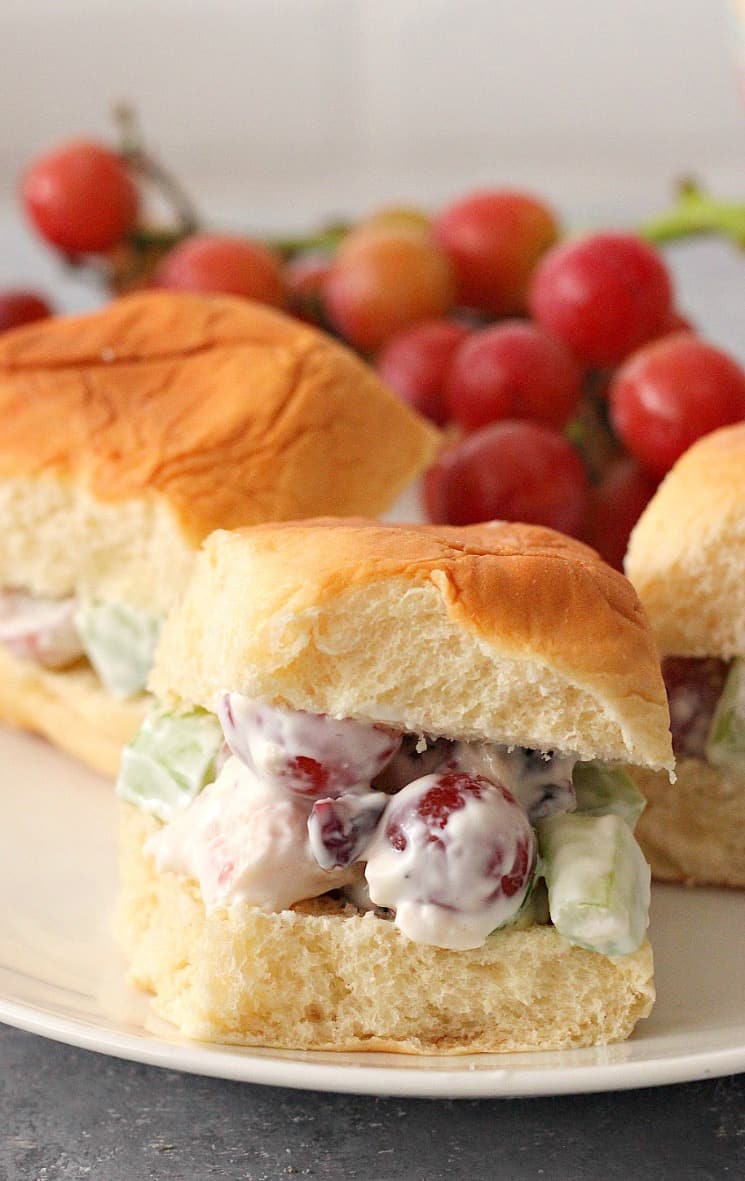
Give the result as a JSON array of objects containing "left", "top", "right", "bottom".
[{"left": 118, "top": 695, "right": 651, "bottom": 956}]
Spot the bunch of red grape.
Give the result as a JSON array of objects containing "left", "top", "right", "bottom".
[
  {"left": 378, "top": 217, "right": 745, "bottom": 568},
  {"left": 11, "top": 135, "right": 745, "bottom": 570}
]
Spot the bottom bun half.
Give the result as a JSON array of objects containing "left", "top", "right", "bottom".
[
  {"left": 118, "top": 805, "right": 655, "bottom": 1054},
  {"left": 633, "top": 760, "right": 745, "bottom": 888},
  {"left": 0, "top": 647, "right": 147, "bottom": 777}
]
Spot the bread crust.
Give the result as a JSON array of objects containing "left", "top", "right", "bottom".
[
  {"left": 632, "top": 758, "right": 745, "bottom": 887},
  {"left": 118, "top": 804, "right": 655, "bottom": 1053},
  {"left": 151, "top": 518, "right": 673, "bottom": 770},
  {"left": 625, "top": 425, "right": 745, "bottom": 883},
  {"left": 0, "top": 289, "right": 439, "bottom": 560},
  {"left": 625, "top": 423, "right": 745, "bottom": 658},
  {"left": 0, "top": 646, "right": 146, "bottom": 776}
]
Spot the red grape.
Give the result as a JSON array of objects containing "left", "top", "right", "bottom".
[
  {"left": 218, "top": 696, "right": 401, "bottom": 799},
  {"left": 376, "top": 319, "right": 471, "bottom": 425},
  {"left": 21, "top": 140, "right": 138, "bottom": 254},
  {"left": 153, "top": 233, "right": 286, "bottom": 306},
  {"left": 325, "top": 229, "right": 455, "bottom": 351},
  {"left": 365, "top": 771, "right": 536, "bottom": 948},
  {"left": 432, "top": 189, "right": 559, "bottom": 317},
  {"left": 0, "top": 290, "right": 53, "bottom": 334},
  {"left": 308, "top": 792, "right": 387, "bottom": 869},
  {"left": 588, "top": 457, "right": 658, "bottom": 571},
  {"left": 285, "top": 252, "right": 333, "bottom": 325},
  {"left": 529, "top": 233, "right": 674, "bottom": 367},
  {"left": 444, "top": 320, "right": 583, "bottom": 432},
  {"left": 609, "top": 333, "right": 745, "bottom": 478},
  {"left": 423, "top": 420, "right": 590, "bottom": 537},
  {"left": 661, "top": 657, "right": 730, "bottom": 759}
]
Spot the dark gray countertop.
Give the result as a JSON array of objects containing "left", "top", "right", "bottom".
[{"left": 2, "top": 1025, "right": 744, "bottom": 1181}]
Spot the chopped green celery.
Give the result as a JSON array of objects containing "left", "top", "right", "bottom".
[
  {"left": 537, "top": 813, "right": 650, "bottom": 957},
  {"left": 75, "top": 602, "right": 161, "bottom": 698},
  {"left": 706, "top": 658, "right": 745, "bottom": 771},
  {"left": 573, "top": 760, "right": 646, "bottom": 829},
  {"left": 116, "top": 704, "right": 224, "bottom": 822}
]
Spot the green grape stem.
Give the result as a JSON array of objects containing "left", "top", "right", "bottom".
[
  {"left": 265, "top": 223, "right": 351, "bottom": 260},
  {"left": 640, "top": 178, "right": 745, "bottom": 248}
]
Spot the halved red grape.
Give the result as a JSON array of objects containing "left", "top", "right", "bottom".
[
  {"left": 218, "top": 695, "right": 401, "bottom": 798},
  {"left": 365, "top": 770, "right": 536, "bottom": 949}
]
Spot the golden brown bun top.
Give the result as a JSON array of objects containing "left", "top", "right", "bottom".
[
  {"left": 625, "top": 423, "right": 745, "bottom": 657},
  {"left": 0, "top": 291, "right": 439, "bottom": 544},
  {"left": 152, "top": 517, "right": 673, "bottom": 769},
  {"left": 217, "top": 516, "right": 666, "bottom": 696}
]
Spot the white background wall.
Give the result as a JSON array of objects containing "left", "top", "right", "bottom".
[
  {"left": 2, "top": 0, "right": 745, "bottom": 222},
  {"left": 2, "top": 0, "right": 745, "bottom": 347}
]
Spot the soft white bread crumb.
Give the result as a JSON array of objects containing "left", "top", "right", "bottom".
[
  {"left": 118, "top": 804, "right": 655, "bottom": 1053},
  {"left": 626, "top": 423, "right": 745, "bottom": 658},
  {"left": 0, "top": 478, "right": 194, "bottom": 616},
  {"left": 151, "top": 519, "right": 673, "bottom": 770},
  {"left": 0, "top": 645, "right": 146, "bottom": 776},
  {"left": 632, "top": 759, "right": 745, "bottom": 887}
]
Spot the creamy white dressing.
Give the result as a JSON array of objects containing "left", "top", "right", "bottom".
[
  {"left": 147, "top": 755, "right": 357, "bottom": 912},
  {"left": 143, "top": 694, "right": 646, "bottom": 956},
  {"left": 364, "top": 774, "right": 536, "bottom": 951},
  {"left": 218, "top": 695, "right": 401, "bottom": 797},
  {"left": 450, "top": 743, "right": 577, "bottom": 822},
  {"left": 0, "top": 589, "right": 84, "bottom": 670}
]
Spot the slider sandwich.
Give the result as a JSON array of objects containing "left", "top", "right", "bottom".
[
  {"left": 626, "top": 423, "right": 745, "bottom": 886},
  {"left": 0, "top": 292, "right": 438, "bottom": 774},
  {"left": 117, "top": 519, "right": 672, "bottom": 1053}
]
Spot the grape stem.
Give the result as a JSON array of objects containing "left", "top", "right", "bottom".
[
  {"left": 113, "top": 102, "right": 349, "bottom": 259},
  {"left": 640, "top": 177, "right": 745, "bottom": 248},
  {"left": 113, "top": 102, "right": 200, "bottom": 236},
  {"left": 265, "top": 223, "right": 351, "bottom": 260}
]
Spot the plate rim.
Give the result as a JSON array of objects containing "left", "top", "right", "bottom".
[{"left": 3, "top": 996, "right": 745, "bottom": 1099}]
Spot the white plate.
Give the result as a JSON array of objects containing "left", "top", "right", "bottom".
[{"left": 1, "top": 727, "right": 744, "bottom": 1099}]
